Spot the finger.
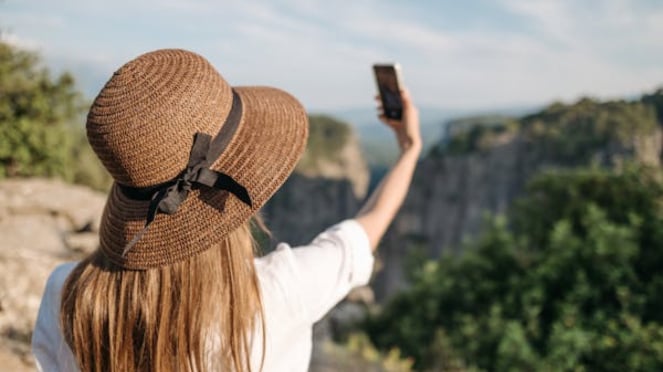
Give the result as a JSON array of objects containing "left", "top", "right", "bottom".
[
  {"left": 378, "top": 114, "right": 390, "bottom": 124},
  {"left": 400, "top": 88, "right": 417, "bottom": 113},
  {"left": 378, "top": 114, "right": 399, "bottom": 128},
  {"left": 400, "top": 88, "right": 411, "bottom": 105},
  {"left": 378, "top": 113, "right": 390, "bottom": 122}
]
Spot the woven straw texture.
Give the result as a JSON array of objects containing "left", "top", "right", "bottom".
[{"left": 87, "top": 49, "right": 308, "bottom": 269}]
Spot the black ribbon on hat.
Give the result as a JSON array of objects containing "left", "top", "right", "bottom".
[{"left": 119, "top": 90, "right": 252, "bottom": 256}]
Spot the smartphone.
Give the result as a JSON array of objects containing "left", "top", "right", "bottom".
[{"left": 373, "top": 63, "right": 404, "bottom": 120}]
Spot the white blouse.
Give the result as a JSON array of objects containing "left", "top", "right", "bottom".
[{"left": 32, "top": 220, "right": 374, "bottom": 371}]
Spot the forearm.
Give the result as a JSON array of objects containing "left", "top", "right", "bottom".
[{"left": 356, "top": 145, "right": 421, "bottom": 250}]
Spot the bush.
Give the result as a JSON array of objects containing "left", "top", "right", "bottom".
[
  {"left": 0, "top": 41, "right": 112, "bottom": 190},
  {"left": 521, "top": 98, "right": 659, "bottom": 164},
  {"left": 365, "top": 166, "right": 663, "bottom": 371},
  {"left": 315, "top": 333, "right": 414, "bottom": 371}
]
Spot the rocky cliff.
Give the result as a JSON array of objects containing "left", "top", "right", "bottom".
[
  {"left": 373, "top": 95, "right": 663, "bottom": 299},
  {"left": 295, "top": 114, "right": 369, "bottom": 201},
  {"left": 264, "top": 114, "right": 369, "bottom": 246},
  {"left": 0, "top": 179, "right": 104, "bottom": 370},
  {"left": 263, "top": 174, "right": 362, "bottom": 246}
]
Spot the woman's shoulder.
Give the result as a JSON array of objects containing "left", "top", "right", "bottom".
[
  {"left": 44, "top": 262, "right": 78, "bottom": 295},
  {"left": 253, "top": 220, "right": 373, "bottom": 324}
]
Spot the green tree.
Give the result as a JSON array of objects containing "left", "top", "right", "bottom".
[
  {"left": 642, "top": 88, "right": 663, "bottom": 124},
  {"left": 0, "top": 41, "right": 110, "bottom": 189},
  {"left": 365, "top": 166, "right": 663, "bottom": 371},
  {"left": 0, "top": 41, "right": 85, "bottom": 178},
  {"left": 520, "top": 97, "right": 659, "bottom": 165},
  {"left": 434, "top": 95, "right": 660, "bottom": 166}
]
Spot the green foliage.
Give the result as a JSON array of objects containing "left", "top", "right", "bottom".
[
  {"left": 0, "top": 41, "right": 111, "bottom": 190},
  {"left": 521, "top": 98, "right": 658, "bottom": 164},
  {"left": 318, "top": 333, "right": 414, "bottom": 371},
  {"left": 438, "top": 116, "right": 518, "bottom": 156},
  {"left": 435, "top": 96, "right": 660, "bottom": 163},
  {"left": 513, "top": 166, "right": 663, "bottom": 251},
  {"left": 642, "top": 88, "right": 663, "bottom": 125},
  {"left": 297, "top": 114, "right": 352, "bottom": 172},
  {"left": 0, "top": 41, "right": 81, "bottom": 178},
  {"left": 365, "top": 166, "right": 663, "bottom": 371}
]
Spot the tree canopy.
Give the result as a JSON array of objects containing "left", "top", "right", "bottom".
[
  {"left": 365, "top": 166, "right": 663, "bottom": 371},
  {"left": 0, "top": 41, "right": 82, "bottom": 178},
  {"left": 434, "top": 94, "right": 660, "bottom": 165},
  {"left": 0, "top": 41, "right": 110, "bottom": 189}
]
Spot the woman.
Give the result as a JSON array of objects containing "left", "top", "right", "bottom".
[{"left": 32, "top": 49, "right": 421, "bottom": 371}]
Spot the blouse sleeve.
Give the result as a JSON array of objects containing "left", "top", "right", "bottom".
[
  {"left": 257, "top": 219, "right": 374, "bottom": 324},
  {"left": 32, "top": 262, "right": 78, "bottom": 372}
]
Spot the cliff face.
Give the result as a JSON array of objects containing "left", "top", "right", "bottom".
[
  {"left": 265, "top": 116, "right": 368, "bottom": 245},
  {"left": 267, "top": 95, "right": 663, "bottom": 302},
  {"left": 262, "top": 174, "right": 361, "bottom": 246},
  {"left": 298, "top": 132, "right": 369, "bottom": 200},
  {"left": 373, "top": 125, "right": 663, "bottom": 299}
]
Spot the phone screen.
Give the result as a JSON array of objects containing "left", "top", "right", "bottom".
[{"left": 373, "top": 64, "right": 403, "bottom": 120}]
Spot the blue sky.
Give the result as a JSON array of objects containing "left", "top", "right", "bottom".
[{"left": 2, "top": 0, "right": 663, "bottom": 112}]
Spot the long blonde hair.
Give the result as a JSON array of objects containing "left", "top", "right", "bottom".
[{"left": 60, "top": 219, "right": 266, "bottom": 371}]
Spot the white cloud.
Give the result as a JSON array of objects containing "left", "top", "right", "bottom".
[
  {"left": 485, "top": 0, "right": 663, "bottom": 102},
  {"left": 500, "top": 0, "right": 663, "bottom": 55}
]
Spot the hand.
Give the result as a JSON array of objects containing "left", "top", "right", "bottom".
[{"left": 376, "top": 89, "right": 422, "bottom": 154}]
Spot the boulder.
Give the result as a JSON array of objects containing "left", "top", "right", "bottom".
[{"left": 0, "top": 178, "right": 106, "bottom": 370}]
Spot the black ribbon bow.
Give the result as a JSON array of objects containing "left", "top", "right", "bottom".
[
  {"left": 145, "top": 132, "right": 252, "bottom": 225},
  {"left": 120, "top": 91, "right": 252, "bottom": 256}
]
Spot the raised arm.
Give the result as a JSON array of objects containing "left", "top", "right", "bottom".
[{"left": 356, "top": 89, "right": 422, "bottom": 250}]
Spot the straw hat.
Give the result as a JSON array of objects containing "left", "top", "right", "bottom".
[{"left": 87, "top": 49, "right": 308, "bottom": 270}]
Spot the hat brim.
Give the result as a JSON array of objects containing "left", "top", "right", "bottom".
[{"left": 99, "top": 86, "right": 308, "bottom": 269}]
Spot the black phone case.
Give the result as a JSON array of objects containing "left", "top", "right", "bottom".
[{"left": 373, "top": 65, "right": 403, "bottom": 120}]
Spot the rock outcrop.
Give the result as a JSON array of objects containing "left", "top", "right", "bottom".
[
  {"left": 262, "top": 174, "right": 362, "bottom": 246},
  {"left": 262, "top": 116, "right": 369, "bottom": 246},
  {"left": 296, "top": 129, "right": 369, "bottom": 200},
  {"left": 0, "top": 178, "right": 106, "bottom": 370},
  {"left": 373, "top": 126, "right": 663, "bottom": 299}
]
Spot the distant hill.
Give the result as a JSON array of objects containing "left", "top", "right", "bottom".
[{"left": 327, "top": 105, "right": 538, "bottom": 167}]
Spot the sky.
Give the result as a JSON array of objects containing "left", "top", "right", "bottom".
[{"left": 2, "top": 0, "right": 663, "bottom": 113}]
